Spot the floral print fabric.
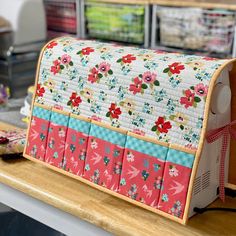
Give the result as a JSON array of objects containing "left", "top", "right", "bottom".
[{"left": 36, "top": 37, "right": 226, "bottom": 150}]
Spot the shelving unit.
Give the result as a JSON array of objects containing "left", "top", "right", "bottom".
[{"left": 151, "top": 0, "right": 236, "bottom": 58}]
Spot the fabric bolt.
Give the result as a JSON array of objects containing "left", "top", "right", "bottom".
[
  {"left": 64, "top": 117, "right": 91, "bottom": 176},
  {"left": 25, "top": 107, "right": 51, "bottom": 160},
  {"left": 45, "top": 112, "right": 69, "bottom": 168},
  {"left": 158, "top": 149, "right": 195, "bottom": 219},
  {"left": 119, "top": 135, "right": 168, "bottom": 207}
]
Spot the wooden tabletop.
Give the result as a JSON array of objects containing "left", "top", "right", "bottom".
[{"left": 0, "top": 122, "right": 236, "bottom": 235}]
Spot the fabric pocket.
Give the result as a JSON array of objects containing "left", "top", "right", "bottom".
[
  {"left": 83, "top": 121, "right": 127, "bottom": 191},
  {"left": 119, "top": 133, "right": 168, "bottom": 207},
  {"left": 157, "top": 148, "right": 195, "bottom": 219},
  {"left": 64, "top": 115, "right": 91, "bottom": 176},
  {"left": 45, "top": 109, "right": 69, "bottom": 168},
  {"left": 25, "top": 105, "right": 51, "bottom": 161}
]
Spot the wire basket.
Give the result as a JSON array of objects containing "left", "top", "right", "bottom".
[
  {"left": 155, "top": 6, "right": 236, "bottom": 54},
  {"left": 84, "top": 1, "right": 146, "bottom": 45}
]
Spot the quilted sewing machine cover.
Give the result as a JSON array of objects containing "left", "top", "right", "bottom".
[{"left": 23, "top": 37, "right": 236, "bottom": 224}]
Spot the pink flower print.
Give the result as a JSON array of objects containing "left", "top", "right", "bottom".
[
  {"left": 53, "top": 104, "right": 63, "bottom": 110},
  {"left": 126, "top": 151, "right": 134, "bottom": 162},
  {"left": 169, "top": 165, "right": 179, "bottom": 177},
  {"left": 129, "top": 77, "right": 142, "bottom": 95},
  {"left": 61, "top": 54, "right": 71, "bottom": 65},
  {"left": 58, "top": 128, "right": 66, "bottom": 138},
  {"left": 180, "top": 89, "right": 195, "bottom": 108},
  {"left": 142, "top": 72, "right": 157, "bottom": 83},
  {"left": 98, "top": 62, "right": 111, "bottom": 73},
  {"left": 91, "top": 139, "right": 98, "bottom": 149},
  {"left": 194, "top": 83, "right": 208, "bottom": 96},
  {"left": 133, "top": 129, "right": 145, "bottom": 136},
  {"left": 90, "top": 115, "right": 102, "bottom": 122}
]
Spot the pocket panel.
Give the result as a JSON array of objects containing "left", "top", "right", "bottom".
[
  {"left": 119, "top": 134, "right": 168, "bottom": 207},
  {"left": 158, "top": 148, "right": 195, "bottom": 219},
  {"left": 64, "top": 116, "right": 91, "bottom": 176},
  {"left": 84, "top": 122, "right": 126, "bottom": 191},
  {"left": 25, "top": 106, "right": 51, "bottom": 161},
  {"left": 45, "top": 110, "right": 69, "bottom": 168}
]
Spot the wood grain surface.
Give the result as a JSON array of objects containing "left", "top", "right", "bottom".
[{"left": 0, "top": 122, "right": 236, "bottom": 235}]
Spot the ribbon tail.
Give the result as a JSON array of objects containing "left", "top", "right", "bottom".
[{"left": 219, "top": 132, "right": 229, "bottom": 202}]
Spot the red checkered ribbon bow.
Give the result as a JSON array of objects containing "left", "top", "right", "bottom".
[{"left": 206, "top": 120, "right": 236, "bottom": 202}]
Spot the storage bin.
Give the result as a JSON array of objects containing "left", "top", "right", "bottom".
[
  {"left": 151, "top": 5, "right": 236, "bottom": 56},
  {"left": 81, "top": 0, "right": 150, "bottom": 47},
  {"left": 43, "top": 0, "right": 80, "bottom": 38}
]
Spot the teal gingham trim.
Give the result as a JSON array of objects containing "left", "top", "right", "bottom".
[
  {"left": 90, "top": 123, "right": 126, "bottom": 147},
  {"left": 51, "top": 112, "right": 69, "bottom": 126},
  {"left": 166, "top": 149, "right": 195, "bottom": 168},
  {"left": 68, "top": 117, "right": 91, "bottom": 134},
  {"left": 32, "top": 106, "right": 51, "bottom": 121},
  {"left": 125, "top": 136, "right": 168, "bottom": 161}
]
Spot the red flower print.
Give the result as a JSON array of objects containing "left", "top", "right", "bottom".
[
  {"left": 129, "top": 77, "right": 142, "bottom": 95},
  {"left": 68, "top": 92, "right": 82, "bottom": 107},
  {"left": 61, "top": 54, "right": 71, "bottom": 65},
  {"left": 180, "top": 89, "right": 195, "bottom": 108},
  {"left": 51, "top": 59, "right": 61, "bottom": 75},
  {"left": 98, "top": 62, "right": 111, "bottom": 73},
  {"left": 36, "top": 84, "right": 45, "bottom": 97},
  {"left": 88, "top": 67, "right": 99, "bottom": 83},
  {"left": 81, "top": 47, "right": 94, "bottom": 55},
  {"left": 122, "top": 54, "right": 136, "bottom": 64},
  {"left": 168, "top": 62, "right": 185, "bottom": 74},
  {"left": 155, "top": 117, "right": 172, "bottom": 134},
  {"left": 194, "top": 83, "right": 208, "bottom": 96},
  {"left": 47, "top": 41, "right": 58, "bottom": 49},
  {"left": 108, "top": 103, "right": 122, "bottom": 119}
]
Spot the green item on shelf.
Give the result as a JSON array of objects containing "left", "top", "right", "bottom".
[{"left": 85, "top": 2, "right": 145, "bottom": 44}]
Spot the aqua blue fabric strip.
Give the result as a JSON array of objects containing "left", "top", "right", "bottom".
[
  {"left": 166, "top": 149, "right": 195, "bottom": 168},
  {"left": 125, "top": 136, "right": 168, "bottom": 161},
  {"left": 68, "top": 117, "right": 91, "bottom": 134},
  {"left": 90, "top": 124, "right": 126, "bottom": 147},
  {"left": 50, "top": 112, "right": 69, "bottom": 126},
  {"left": 33, "top": 106, "right": 51, "bottom": 121}
]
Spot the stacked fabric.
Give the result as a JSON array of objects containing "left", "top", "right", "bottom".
[
  {"left": 157, "top": 7, "right": 236, "bottom": 55},
  {"left": 44, "top": 0, "right": 77, "bottom": 38}
]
